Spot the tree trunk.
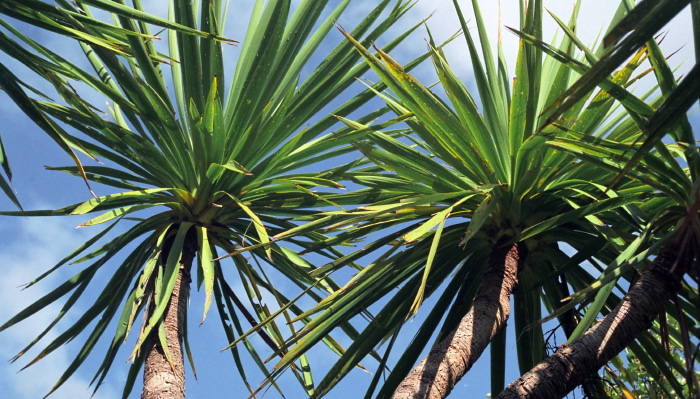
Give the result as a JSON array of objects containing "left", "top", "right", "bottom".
[
  {"left": 142, "top": 237, "right": 197, "bottom": 399},
  {"left": 391, "top": 242, "right": 524, "bottom": 399},
  {"left": 497, "top": 242, "right": 690, "bottom": 399},
  {"left": 556, "top": 276, "right": 608, "bottom": 399}
]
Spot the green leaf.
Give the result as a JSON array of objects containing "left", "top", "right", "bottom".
[
  {"left": 197, "top": 226, "right": 215, "bottom": 324},
  {"left": 408, "top": 212, "right": 447, "bottom": 316},
  {"left": 223, "top": 193, "right": 272, "bottom": 259},
  {"left": 79, "top": 203, "right": 169, "bottom": 227},
  {"left": 70, "top": 188, "right": 173, "bottom": 215},
  {"left": 461, "top": 194, "right": 498, "bottom": 246}
]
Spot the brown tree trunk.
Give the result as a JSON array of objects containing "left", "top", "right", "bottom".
[
  {"left": 391, "top": 242, "right": 524, "bottom": 399},
  {"left": 497, "top": 242, "right": 690, "bottom": 399},
  {"left": 556, "top": 277, "right": 609, "bottom": 399},
  {"left": 142, "top": 238, "right": 196, "bottom": 399}
]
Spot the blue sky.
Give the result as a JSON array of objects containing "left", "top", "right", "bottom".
[{"left": 0, "top": 1, "right": 697, "bottom": 398}]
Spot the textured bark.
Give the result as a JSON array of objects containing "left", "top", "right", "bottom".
[
  {"left": 391, "top": 243, "right": 524, "bottom": 399},
  {"left": 556, "top": 278, "right": 608, "bottom": 399},
  {"left": 497, "top": 243, "right": 689, "bottom": 399},
  {"left": 142, "top": 237, "right": 196, "bottom": 399}
]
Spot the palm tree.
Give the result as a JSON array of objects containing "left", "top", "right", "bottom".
[
  {"left": 253, "top": 0, "right": 689, "bottom": 397},
  {"left": 0, "top": 0, "right": 421, "bottom": 397}
]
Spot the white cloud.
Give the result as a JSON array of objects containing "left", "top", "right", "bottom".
[{"left": 0, "top": 217, "right": 121, "bottom": 399}]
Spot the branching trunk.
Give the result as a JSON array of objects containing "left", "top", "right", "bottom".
[
  {"left": 142, "top": 237, "right": 197, "bottom": 399},
  {"left": 497, "top": 242, "right": 690, "bottom": 399},
  {"left": 392, "top": 243, "right": 524, "bottom": 399}
]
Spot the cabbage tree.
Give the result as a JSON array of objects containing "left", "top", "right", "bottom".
[
  {"left": 500, "top": 0, "right": 700, "bottom": 395},
  {"left": 254, "top": 0, "right": 697, "bottom": 398},
  {"left": 0, "top": 0, "right": 421, "bottom": 397}
]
